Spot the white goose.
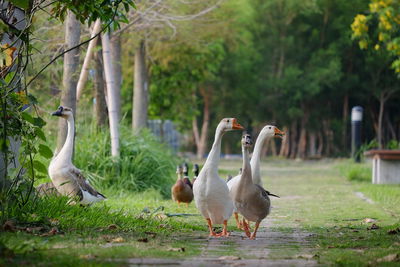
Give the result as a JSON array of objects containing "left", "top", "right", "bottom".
[
  {"left": 227, "top": 125, "right": 285, "bottom": 228},
  {"left": 48, "top": 106, "right": 106, "bottom": 205},
  {"left": 193, "top": 118, "right": 244, "bottom": 237},
  {"left": 230, "top": 133, "right": 280, "bottom": 239}
]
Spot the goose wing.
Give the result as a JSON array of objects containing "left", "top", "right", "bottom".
[{"left": 70, "top": 168, "right": 106, "bottom": 199}]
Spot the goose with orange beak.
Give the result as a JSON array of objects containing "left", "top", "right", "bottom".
[
  {"left": 193, "top": 118, "right": 244, "bottom": 237},
  {"left": 230, "top": 133, "right": 280, "bottom": 239},
  {"left": 228, "top": 125, "right": 285, "bottom": 229}
]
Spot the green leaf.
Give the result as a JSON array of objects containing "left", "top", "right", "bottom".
[
  {"left": 21, "top": 112, "right": 34, "bottom": 124},
  {"left": 38, "top": 144, "right": 53, "bottom": 159},
  {"left": 33, "top": 160, "right": 47, "bottom": 174},
  {"left": 9, "top": 0, "right": 29, "bottom": 10},
  {"left": 33, "top": 117, "right": 46, "bottom": 128},
  {"left": 35, "top": 128, "right": 46, "bottom": 141}
]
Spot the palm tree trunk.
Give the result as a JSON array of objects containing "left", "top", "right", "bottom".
[
  {"left": 76, "top": 19, "right": 101, "bottom": 100},
  {"left": 132, "top": 40, "right": 148, "bottom": 132},
  {"left": 110, "top": 34, "right": 122, "bottom": 121},
  {"left": 93, "top": 43, "right": 107, "bottom": 127},
  {"left": 193, "top": 87, "right": 211, "bottom": 159},
  {"left": 57, "top": 11, "right": 81, "bottom": 153},
  {"left": 101, "top": 32, "right": 120, "bottom": 157}
]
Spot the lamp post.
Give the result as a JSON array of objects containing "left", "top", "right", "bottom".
[{"left": 351, "top": 106, "right": 363, "bottom": 162}]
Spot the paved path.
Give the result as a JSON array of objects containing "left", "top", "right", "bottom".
[{"left": 125, "top": 215, "right": 319, "bottom": 266}]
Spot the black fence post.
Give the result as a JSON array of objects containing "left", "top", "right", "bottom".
[{"left": 351, "top": 106, "right": 363, "bottom": 162}]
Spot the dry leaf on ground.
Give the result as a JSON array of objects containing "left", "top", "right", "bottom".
[
  {"left": 363, "top": 218, "right": 376, "bottom": 223},
  {"left": 2, "top": 220, "right": 16, "bottom": 232},
  {"left": 376, "top": 254, "right": 400, "bottom": 263},
  {"left": 387, "top": 228, "right": 400, "bottom": 235},
  {"left": 168, "top": 247, "right": 185, "bottom": 252},
  {"left": 218, "top": 256, "right": 241, "bottom": 260},
  {"left": 111, "top": 237, "right": 125, "bottom": 243},
  {"left": 367, "top": 224, "right": 379, "bottom": 230},
  {"left": 107, "top": 224, "right": 118, "bottom": 230}
]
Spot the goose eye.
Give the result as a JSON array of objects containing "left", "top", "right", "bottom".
[
  {"left": 227, "top": 120, "right": 230, "bottom": 123},
  {"left": 269, "top": 127, "right": 271, "bottom": 129}
]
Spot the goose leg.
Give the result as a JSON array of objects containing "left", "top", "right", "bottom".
[
  {"left": 186, "top": 203, "right": 189, "bottom": 208},
  {"left": 177, "top": 201, "right": 180, "bottom": 207},
  {"left": 234, "top": 212, "right": 242, "bottom": 229},
  {"left": 221, "top": 220, "right": 230, "bottom": 237},
  {"left": 250, "top": 221, "right": 260, "bottom": 240},
  {"left": 242, "top": 218, "right": 251, "bottom": 238},
  {"left": 206, "top": 218, "right": 219, "bottom": 237},
  {"left": 247, "top": 220, "right": 252, "bottom": 231}
]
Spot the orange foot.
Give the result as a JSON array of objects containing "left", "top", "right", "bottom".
[
  {"left": 242, "top": 218, "right": 251, "bottom": 238},
  {"left": 206, "top": 218, "right": 220, "bottom": 237},
  {"left": 250, "top": 221, "right": 261, "bottom": 240},
  {"left": 220, "top": 220, "right": 230, "bottom": 237}
]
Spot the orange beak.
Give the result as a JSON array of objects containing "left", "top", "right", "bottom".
[
  {"left": 274, "top": 127, "right": 285, "bottom": 138},
  {"left": 232, "top": 119, "right": 244, "bottom": 130}
]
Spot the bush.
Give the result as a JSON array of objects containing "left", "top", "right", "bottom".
[
  {"left": 339, "top": 161, "right": 371, "bottom": 182},
  {"left": 74, "top": 124, "right": 177, "bottom": 198}
]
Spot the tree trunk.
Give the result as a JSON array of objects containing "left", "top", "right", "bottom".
[
  {"left": 93, "top": 43, "right": 107, "bottom": 127},
  {"left": 297, "top": 128, "right": 307, "bottom": 159},
  {"left": 261, "top": 141, "right": 269, "bottom": 157},
  {"left": 377, "top": 92, "right": 385, "bottom": 149},
  {"left": 57, "top": 11, "right": 81, "bottom": 153},
  {"left": 279, "top": 126, "right": 289, "bottom": 157},
  {"left": 76, "top": 19, "right": 101, "bottom": 100},
  {"left": 270, "top": 139, "right": 277, "bottom": 156},
  {"left": 101, "top": 32, "right": 120, "bottom": 157},
  {"left": 323, "top": 120, "right": 333, "bottom": 156},
  {"left": 192, "top": 87, "right": 211, "bottom": 159},
  {"left": 317, "top": 131, "right": 324, "bottom": 156},
  {"left": 132, "top": 40, "right": 148, "bottom": 132},
  {"left": 308, "top": 132, "right": 317, "bottom": 158},
  {"left": 341, "top": 92, "right": 348, "bottom": 151},
  {"left": 110, "top": 34, "right": 122, "bottom": 121},
  {"left": 289, "top": 121, "right": 298, "bottom": 159},
  {"left": 386, "top": 113, "right": 397, "bottom": 140}
]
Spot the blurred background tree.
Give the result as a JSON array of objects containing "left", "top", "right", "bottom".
[{"left": 5, "top": 0, "right": 397, "bottom": 200}]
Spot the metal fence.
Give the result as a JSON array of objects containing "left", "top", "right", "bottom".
[{"left": 147, "top": 119, "right": 180, "bottom": 153}]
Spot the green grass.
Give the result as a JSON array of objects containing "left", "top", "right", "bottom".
[
  {"left": 265, "top": 159, "right": 400, "bottom": 266},
  {"left": 337, "top": 160, "right": 372, "bottom": 182},
  {"left": 0, "top": 190, "right": 205, "bottom": 266}
]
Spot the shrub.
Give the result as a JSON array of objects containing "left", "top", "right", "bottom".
[
  {"left": 74, "top": 124, "right": 177, "bottom": 198},
  {"left": 339, "top": 161, "right": 371, "bottom": 182}
]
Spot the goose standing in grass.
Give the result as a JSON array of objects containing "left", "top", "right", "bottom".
[
  {"left": 227, "top": 125, "right": 284, "bottom": 228},
  {"left": 230, "top": 133, "right": 279, "bottom": 239},
  {"left": 171, "top": 165, "right": 193, "bottom": 207},
  {"left": 193, "top": 118, "right": 244, "bottom": 237},
  {"left": 48, "top": 106, "right": 106, "bottom": 205}
]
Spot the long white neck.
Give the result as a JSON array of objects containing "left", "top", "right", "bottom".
[
  {"left": 250, "top": 132, "right": 270, "bottom": 185},
  {"left": 239, "top": 145, "right": 252, "bottom": 188},
  {"left": 202, "top": 126, "right": 224, "bottom": 176},
  {"left": 55, "top": 115, "right": 75, "bottom": 166}
]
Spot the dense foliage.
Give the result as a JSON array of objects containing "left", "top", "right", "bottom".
[{"left": 73, "top": 125, "right": 177, "bottom": 197}]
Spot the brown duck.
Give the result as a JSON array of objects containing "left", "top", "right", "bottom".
[{"left": 171, "top": 164, "right": 193, "bottom": 207}]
